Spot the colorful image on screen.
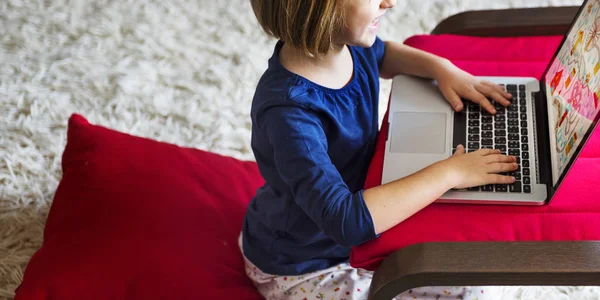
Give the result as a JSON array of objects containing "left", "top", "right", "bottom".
[{"left": 545, "top": 0, "right": 600, "bottom": 185}]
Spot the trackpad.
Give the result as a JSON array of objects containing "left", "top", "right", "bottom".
[{"left": 390, "top": 112, "right": 446, "bottom": 154}]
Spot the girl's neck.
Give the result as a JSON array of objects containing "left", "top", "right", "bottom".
[{"left": 279, "top": 42, "right": 354, "bottom": 90}]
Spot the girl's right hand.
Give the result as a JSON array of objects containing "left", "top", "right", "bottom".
[{"left": 442, "top": 144, "right": 518, "bottom": 189}]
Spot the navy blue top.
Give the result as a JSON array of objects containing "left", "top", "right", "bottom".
[{"left": 242, "top": 37, "right": 386, "bottom": 275}]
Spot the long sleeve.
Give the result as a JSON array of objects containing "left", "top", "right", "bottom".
[{"left": 257, "top": 103, "right": 377, "bottom": 247}]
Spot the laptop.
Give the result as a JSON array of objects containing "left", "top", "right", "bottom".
[{"left": 381, "top": 0, "right": 600, "bottom": 205}]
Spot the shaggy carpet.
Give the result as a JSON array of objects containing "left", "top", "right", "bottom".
[{"left": 1, "top": 0, "right": 597, "bottom": 299}]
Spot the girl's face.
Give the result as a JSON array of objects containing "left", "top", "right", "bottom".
[{"left": 338, "top": 0, "right": 396, "bottom": 48}]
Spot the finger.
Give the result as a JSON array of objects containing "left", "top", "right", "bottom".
[
  {"left": 488, "top": 162, "right": 519, "bottom": 174},
  {"left": 486, "top": 173, "right": 517, "bottom": 184},
  {"left": 453, "top": 144, "right": 465, "bottom": 155},
  {"left": 440, "top": 85, "right": 464, "bottom": 112},
  {"left": 482, "top": 80, "right": 512, "bottom": 99},
  {"left": 477, "top": 148, "right": 500, "bottom": 156},
  {"left": 485, "top": 154, "right": 517, "bottom": 163},
  {"left": 480, "top": 82, "right": 511, "bottom": 107},
  {"left": 467, "top": 89, "right": 496, "bottom": 114}
]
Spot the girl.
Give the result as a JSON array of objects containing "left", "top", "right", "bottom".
[{"left": 240, "top": 0, "right": 517, "bottom": 299}]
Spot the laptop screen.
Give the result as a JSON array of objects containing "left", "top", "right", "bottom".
[{"left": 544, "top": 0, "right": 600, "bottom": 186}]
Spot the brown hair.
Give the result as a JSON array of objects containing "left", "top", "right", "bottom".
[{"left": 250, "top": 0, "right": 346, "bottom": 58}]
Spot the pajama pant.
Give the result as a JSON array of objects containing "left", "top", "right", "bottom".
[{"left": 238, "top": 235, "right": 497, "bottom": 300}]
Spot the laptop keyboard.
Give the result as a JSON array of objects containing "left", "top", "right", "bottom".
[{"left": 452, "top": 84, "right": 532, "bottom": 193}]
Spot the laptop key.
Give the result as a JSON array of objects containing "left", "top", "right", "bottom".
[
  {"left": 507, "top": 84, "right": 517, "bottom": 91},
  {"left": 519, "top": 85, "right": 526, "bottom": 91},
  {"left": 521, "top": 128, "right": 528, "bottom": 135},
  {"left": 524, "top": 177, "right": 530, "bottom": 184},
  {"left": 508, "top": 105, "right": 518, "bottom": 112},
  {"left": 523, "top": 151, "right": 529, "bottom": 159},
  {"left": 523, "top": 185, "right": 531, "bottom": 193},
  {"left": 496, "top": 145, "right": 507, "bottom": 152},
  {"left": 521, "top": 120, "right": 527, "bottom": 127},
  {"left": 521, "top": 136, "right": 528, "bottom": 143},
  {"left": 482, "top": 184, "right": 494, "bottom": 192},
  {"left": 509, "top": 149, "right": 520, "bottom": 156},
  {"left": 495, "top": 123, "right": 506, "bottom": 129},
  {"left": 482, "top": 116, "right": 493, "bottom": 123},
  {"left": 516, "top": 157, "right": 520, "bottom": 163},
  {"left": 523, "top": 168, "right": 530, "bottom": 175},
  {"left": 482, "top": 123, "right": 493, "bottom": 131},
  {"left": 495, "top": 115, "right": 506, "bottom": 122},
  {"left": 495, "top": 137, "right": 507, "bottom": 144},
  {"left": 495, "top": 129, "right": 506, "bottom": 136},
  {"left": 515, "top": 173, "right": 521, "bottom": 180},
  {"left": 508, "top": 141, "right": 520, "bottom": 148},
  {"left": 508, "top": 119, "right": 518, "bottom": 126},
  {"left": 468, "top": 119, "right": 479, "bottom": 126},
  {"left": 482, "top": 131, "right": 493, "bottom": 138},
  {"left": 468, "top": 135, "right": 479, "bottom": 142},
  {"left": 520, "top": 99, "right": 526, "bottom": 106},
  {"left": 482, "top": 139, "right": 493, "bottom": 146},
  {"left": 520, "top": 106, "right": 527, "bottom": 113},
  {"left": 468, "top": 142, "right": 480, "bottom": 149},
  {"left": 520, "top": 113, "right": 527, "bottom": 120},
  {"left": 508, "top": 112, "right": 518, "bottom": 119},
  {"left": 523, "top": 160, "right": 530, "bottom": 168},
  {"left": 453, "top": 111, "right": 467, "bottom": 150},
  {"left": 510, "top": 182, "right": 522, "bottom": 193},
  {"left": 495, "top": 184, "right": 508, "bottom": 192},
  {"left": 508, "top": 133, "right": 519, "bottom": 140},
  {"left": 522, "top": 143, "right": 529, "bottom": 151},
  {"left": 508, "top": 126, "right": 519, "bottom": 133},
  {"left": 469, "top": 127, "right": 479, "bottom": 134}
]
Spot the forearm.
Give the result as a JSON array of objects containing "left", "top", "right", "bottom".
[
  {"left": 362, "top": 161, "right": 455, "bottom": 235},
  {"left": 379, "top": 40, "right": 450, "bottom": 80}
]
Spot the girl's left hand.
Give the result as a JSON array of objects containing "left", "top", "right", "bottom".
[{"left": 433, "top": 60, "right": 513, "bottom": 114}]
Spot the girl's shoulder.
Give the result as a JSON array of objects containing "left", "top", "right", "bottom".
[
  {"left": 250, "top": 41, "right": 329, "bottom": 111},
  {"left": 250, "top": 37, "right": 387, "bottom": 118}
]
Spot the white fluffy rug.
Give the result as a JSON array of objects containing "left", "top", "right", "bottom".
[{"left": 1, "top": 0, "right": 598, "bottom": 299}]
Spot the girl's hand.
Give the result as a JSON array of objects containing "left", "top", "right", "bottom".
[
  {"left": 434, "top": 60, "right": 513, "bottom": 114},
  {"left": 442, "top": 145, "right": 518, "bottom": 189}
]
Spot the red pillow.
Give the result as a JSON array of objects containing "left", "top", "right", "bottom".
[{"left": 15, "top": 114, "right": 264, "bottom": 300}]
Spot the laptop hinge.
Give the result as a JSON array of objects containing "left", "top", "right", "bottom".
[{"left": 532, "top": 90, "right": 554, "bottom": 194}]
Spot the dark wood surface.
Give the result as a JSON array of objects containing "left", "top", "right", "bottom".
[
  {"left": 369, "top": 5, "right": 599, "bottom": 300},
  {"left": 369, "top": 242, "right": 600, "bottom": 300},
  {"left": 432, "top": 6, "right": 580, "bottom": 36}
]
